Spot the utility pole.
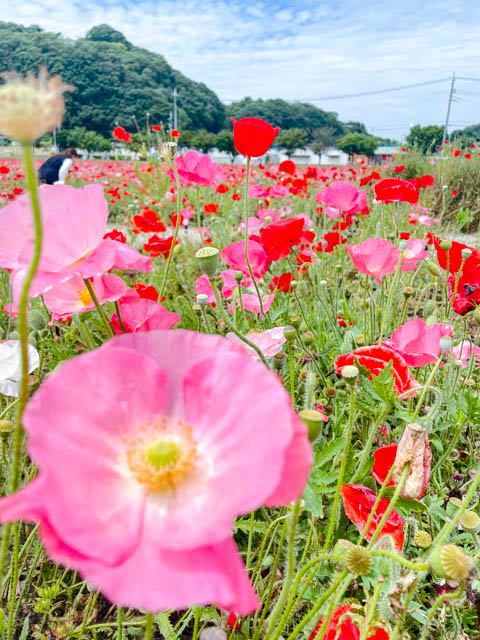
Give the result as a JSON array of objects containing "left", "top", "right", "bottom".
[
  {"left": 443, "top": 72, "right": 456, "bottom": 143},
  {"left": 172, "top": 87, "right": 178, "bottom": 130}
]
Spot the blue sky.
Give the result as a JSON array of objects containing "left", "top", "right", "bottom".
[{"left": 3, "top": 0, "right": 480, "bottom": 139}]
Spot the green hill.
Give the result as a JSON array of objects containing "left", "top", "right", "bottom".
[{"left": 0, "top": 21, "right": 365, "bottom": 142}]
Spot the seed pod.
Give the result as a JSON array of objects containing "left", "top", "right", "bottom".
[
  {"left": 429, "top": 544, "right": 472, "bottom": 581},
  {"left": 346, "top": 545, "right": 373, "bottom": 576},
  {"left": 414, "top": 530, "right": 432, "bottom": 549}
]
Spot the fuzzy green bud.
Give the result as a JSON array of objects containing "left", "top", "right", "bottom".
[
  {"left": 346, "top": 545, "right": 373, "bottom": 576},
  {"left": 299, "top": 408, "right": 324, "bottom": 443},
  {"left": 427, "top": 262, "right": 442, "bottom": 277},
  {"left": 283, "top": 326, "right": 296, "bottom": 341},
  {"left": 289, "top": 315, "right": 301, "bottom": 329},
  {"left": 28, "top": 308, "right": 49, "bottom": 330},
  {"left": 440, "top": 336, "right": 453, "bottom": 352},
  {"left": 424, "top": 300, "right": 436, "bottom": 315}
]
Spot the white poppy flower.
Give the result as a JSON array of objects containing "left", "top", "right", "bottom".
[{"left": 0, "top": 340, "right": 40, "bottom": 397}]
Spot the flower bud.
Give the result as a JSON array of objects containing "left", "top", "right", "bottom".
[
  {"left": 299, "top": 408, "right": 324, "bottom": 443},
  {"left": 0, "top": 67, "right": 71, "bottom": 143},
  {"left": 192, "top": 303, "right": 202, "bottom": 315},
  {"left": 289, "top": 315, "right": 301, "bottom": 329},
  {"left": 461, "top": 248, "right": 473, "bottom": 261},
  {"left": 427, "top": 262, "right": 442, "bottom": 277},
  {"left": 195, "top": 247, "right": 219, "bottom": 277},
  {"left": 233, "top": 270, "right": 244, "bottom": 283},
  {"left": 399, "top": 239, "right": 409, "bottom": 251},
  {"left": 440, "top": 240, "right": 452, "bottom": 251},
  {"left": 414, "top": 530, "right": 432, "bottom": 549},
  {"left": 28, "top": 309, "right": 49, "bottom": 330},
  {"left": 325, "top": 387, "right": 337, "bottom": 398},
  {"left": 0, "top": 419, "right": 15, "bottom": 439},
  {"left": 283, "top": 326, "right": 296, "bottom": 341},
  {"left": 392, "top": 423, "right": 432, "bottom": 499},
  {"left": 346, "top": 545, "right": 373, "bottom": 576},
  {"left": 429, "top": 544, "right": 472, "bottom": 581},
  {"left": 424, "top": 300, "right": 436, "bottom": 315},
  {"left": 403, "top": 286, "right": 415, "bottom": 298},
  {"left": 303, "top": 332, "right": 314, "bottom": 347},
  {"left": 333, "top": 539, "right": 355, "bottom": 562},
  {"left": 196, "top": 294, "right": 209, "bottom": 308},
  {"left": 473, "top": 307, "right": 480, "bottom": 325}
]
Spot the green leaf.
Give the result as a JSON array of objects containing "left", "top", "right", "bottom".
[
  {"left": 314, "top": 437, "right": 346, "bottom": 468},
  {"left": 155, "top": 612, "right": 177, "bottom": 639},
  {"left": 19, "top": 617, "right": 29, "bottom": 640},
  {"left": 302, "top": 481, "right": 324, "bottom": 517}
]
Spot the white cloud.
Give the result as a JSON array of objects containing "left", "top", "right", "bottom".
[{"left": 1, "top": 0, "right": 480, "bottom": 137}]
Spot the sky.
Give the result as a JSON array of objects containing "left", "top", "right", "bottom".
[{"left": 2, "top": 0, "right": 480, "bottom": 139}]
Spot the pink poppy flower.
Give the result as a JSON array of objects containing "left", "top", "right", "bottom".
[
  {"left": 315, "top": 181, "right": 366, "bottom": 214},
  {"left": 240, "top": 217, "right": 263, "bottom": 233},
  {"left": 111, "top": 291, "right": 180, "bottom": 334},
  {"left": 226, "top": 327, "right": 286, "bottom": 359},
  {"left": 0, "top": 331, "right": 312, "bottom": 613},
  {"left": 383, "top": 318, "right": 452, "bottom": 367},
  {"left": 401, "top": 238, "right": 429, "bottom": 271},
  {"left": 247, "top": 184, "right": 268, "bottom": 199},
  {"left": 267, "top": 185, "right": 289, "bottom": 198},
  {"left": 0, "top": 185, "right": 151, "bottom": 307},
  {"left": 221, "top": 240, "right": 269, "bottom": 277},
  {"left": 228, "top": 292, "right": 275, "bottom": 317},
  {"left": 346, "top": 238, "right": 400, "bottom": 284},
  {"left": 43, "top": 274, "right": 127, "bottom": 322},
  {"left": 450, "top": 340, "right": 480, "bottom": 367},
  {"left": 168, "top": 150, "right": 224, "bottom": 187},
  {"left": 196, "top": 270, "right": 251, "bottom": 305}
]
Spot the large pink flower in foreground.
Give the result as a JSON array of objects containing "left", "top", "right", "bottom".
[
  {"left": 383, "top": 318, "right": 452, "bottom": 367},
  {"left": 346, "top": 238, "right": 400, "bottom": 284},
  {"left": 0, "top": 185, "right": 151, "bottom": 306},
  {"left": 0, "top": 331, "right": 312, "bottom": 614}
]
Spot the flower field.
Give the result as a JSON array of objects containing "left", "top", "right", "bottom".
[{"left": 1, "top": 76, "right": 480, "bottom": 640}]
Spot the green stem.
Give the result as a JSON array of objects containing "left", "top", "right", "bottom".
[
  {"left": 411, "top": 356, "right": 443, "bottom": 423},
  {"left": 359, "top": 581, "right": 383, "bottom": 640},
  {"left": 371, "top": 549, "right": 428, "bottom": 572},
  {"left": 419, "top": 584, "right": 465, "bottom": 640},
  {"left": 144, "top": 613, "right": 154, "bottom": 640},
  {"left": 0, "top": 143, "right": 43, "bottom": 584},
  {"left": 209, "top": 278, "right": 269, "bottom": 367},
  {"left": 264, "top": 500, "right": 302, "bottom": 638},
  {"left": 159, "top": 158, "right": 182, "bottom": 300},
  {"left": 117, "top": 607, "right": 123, "bottom": 640},
  {"left": 323, "top": 384, "right": 356, "bottom": 550},
  {"left": 83, "top": 279, "right": 114, "bottom": 338},
  {"left": 377, "top": 252, "right": 403, "bottom": 344},
  {"left": 351, "top": 402, "right": 391, "bottom": 483},
  {"left": 114, "top": 300, "right": 127, "bottom": 334},
  {"left": 243, "top": 157, "right": 265, "bottom": 317}
]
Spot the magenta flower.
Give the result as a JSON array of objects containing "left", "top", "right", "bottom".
[
  {"left": 401, "top": 238, "right": 429, "bottom": 271},
  {"left": 110, "top": 290, "right": 180, "bottom": 334},
  {"left": 168, "top": 150, "right": 224, "bottom": 187},
  {"left": 228, "top": 292, "right": 275, "bottom": 316},
  {"left": 221, "top": 240, "right": 269, "bottom": 277},
  {"left": 383, "top": 318, "right": 452, "bottom": 367},
  {"left": 195, "top": 269, "right": 252, "bottom": 305},
  {"left": 247, "top": 184, "right": 268, "bottom": 199},
  {"left": 346, "top": 238, "right": 400, "bottom": 284},
  {"left": 0, "top": 331, "right": 312, "bottom": 613},
  {"left": 450, "top": 340, "right": 480, "bottom": 367},
  {"left": 43, "top": 274, "right": 127, "bottom": 322},
  {"left": 0, "top": 185, "right": 151, "bottom": 307}
]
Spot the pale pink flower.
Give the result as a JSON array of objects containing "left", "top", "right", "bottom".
[
  {"left": 195, "top": 269, "right": 251, "bottom": 305},
  {"left": 44, "top": 274, "right": 127, "bottom": 321},
  {"left": 240, "top": 217, "right": 263, "bottom": 233},
  {"left": 0, "top": 185, "right": 151, "bottom": 308},
  {"left": 110, "top": 290, "right": 180, "bottom": 334},
  {"left": 257, "top": 208, "right": 279, "bottom": 223},
  {"left": 325, "top": 206, "right": 340, "bottom": 219},
  {"left": 450, "top": 340, "right": 480, "bottom": 367},
  {"left": 226, "top": 327, "right": 286, "bottom": 359},
  {"left": 228, "top": 292, "right": 274, "bottom": 316},
  {"left": 401, "top": 238, "right": 429, "bottom": 271},
  {"left": 383, "top": 318, "right": 453, "bottom": 367},
  {"left": 0, "top": 331, "right": 312, "bottom": 613},
  {"left": 168, "top": 150, "right": 224, "bottom": 187},
  {"left": 221, "top": 240, "right": 269, "bottom": 277},
  {"left": 346, "top": 238, "right": 400, "bottom": 284}
]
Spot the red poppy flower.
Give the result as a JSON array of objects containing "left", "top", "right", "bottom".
[
  {"left": 152, "top": 125, "right": 162, "bottom": 132},
  {"left": 409, "top": 174, "right": 434, "bottom": 190},
  {"left": 204, "top": 203, "right": 219, "bottom": 215},
  {"left": 103, "top": 229, "right": 126, "bottom": 243},
  {"left": 315, "top": 232, "right": 347, "bottom": 253},
  {"left": 372, "top": 444, "right": 397, "bottom": 487},
  {"left": 399, "top": 232, "right": 410, "bottom": 240},
  {"left": 341, "top": 484, "right": 405, "bottom": 551},
  {"left": 433, "top": 237, "right": 480, "bottom": 274},
  {"left": 451, "top": 189, "right": 458, "bottom": 197},
  {"left": 231, "top": 117, "right": 279, "bottom": 158},
  {"left": 133, "top": 283, "right": 159, "bottom": 301},
  {"left": 310, "top": 604, "right": 390, "bottom": 640},
  {"left": 216, "top": 184, "right": 230, "bottom": 194},
  {"left": 133, "top": 209, "right": 166, "bottom": 234},
  {"left": 374, "top": 178, "right": 419, "bottom": 204},
  {"left": 393, "top": 165, "right": 405, "bottom": 173},
  {"left": 113, "top": 126, "right": 133, "bottom": 143},
  {"left": 232, "top": 193, "right": 242, "bottom": 201},
  {"left": 269, "top": 272, "right": 293, "bottom": 292},
  {"left": 447, "top": 258, "right": 480, "bottom": 315},
  {"left": 170, "top": 130, "right": 181, "bottom": 138},
  {"left": 259, "top": 217, "right": 305, "bottom": 261},
  {"left": 0, "top": 166, "right": 10, "bottom": 174},
  {"left": 465, "top": 153, "right": 472, "bottom": 160},
  {"left": 334, "top": 345, "right": 419, "bottom": 397},
  {"left": 143, "top": 235, "right": 179, "bottom": 257},
  {"left": 279, "top": 160, "right": 296, "bottom": 175},
  {"left": 453, "top": 149, "right": 461, "bottom": 157},
  {"left": 359, "top": 171, "right": 381, "bottom": 186}
]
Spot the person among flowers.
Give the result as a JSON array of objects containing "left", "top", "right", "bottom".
[{"left": 38, "top": 146, "right": 77, "bottom": 185}]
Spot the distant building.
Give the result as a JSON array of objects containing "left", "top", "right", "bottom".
[
  {"left": 207, "top": 146, "right": 349, "bottom": 166},
  {"left": 373, "top": 146, "right": 399, "bottom": 164}
]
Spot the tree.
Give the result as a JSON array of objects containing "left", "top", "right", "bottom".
[
  {"left": 215, "top": 130, "right": 237, "bottom": 159},
  {"left": 311, "top": 126, "right": 337, "bottom": 153},
  {"left": 336, "top": 133, "right": 379, "bottom": 157},
  {"left": 190, "top": 130, "right": 218, "bottom": 153},
  {"left": 85, "top": 25, "right": 132, "bottom": 49},
  {"left": 406, "top": 125, "right": 443, "bottom": 154},
  {"left": 276, "top": 128, "right": 308, "bottom": 157}
]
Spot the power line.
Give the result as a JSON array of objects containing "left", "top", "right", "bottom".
[{"left": 299, "top": 77, "right": 452, "bottom": 102}]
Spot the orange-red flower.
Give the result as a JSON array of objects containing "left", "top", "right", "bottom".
[{"left": 231, "top": 117, "right": 279, "bottom": 158}]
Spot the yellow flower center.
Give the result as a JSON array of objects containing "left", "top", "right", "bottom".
[
  {"left": 125, "top": 418, "right": 197, "bottom": 493},
  {"left": 77, "top": 287, "right": 93, "bottom": 307}
]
